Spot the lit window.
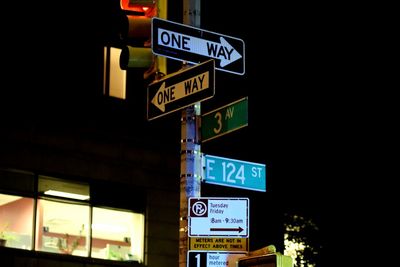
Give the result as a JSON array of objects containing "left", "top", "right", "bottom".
[
  {"left": 0, "top": 193, "right": 34, "bottom": 250},
  {"left": 91, "top": 207, "right": 144, "bottom": 262},
  {"left": 38, "top": 176, "right": 90, "bottom": 201},
  {"left": 1, "top": 172, "right": 146, "bottom": 263},
  {"left": 36, "top": 199, "right": 90, "bottom": 256},
  {"left": 104, "top": 46, "right": 127, "bottom": 99},
  {"left": 36, "top": 176, "right": 90, "bottom": 256}
]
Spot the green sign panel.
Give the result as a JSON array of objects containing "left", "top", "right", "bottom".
[{"left": 201, "top": 97, "right": 248, "bottom": 142}]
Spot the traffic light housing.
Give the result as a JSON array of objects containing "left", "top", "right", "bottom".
[
  {"left": 119, "top": 17, "right": 153, "bottom": 69},
  {"left": 119, "top": 0, "right": 155, "bottom": 70},
  {"left": 119, "top": 0, "right": 167, "bottom": 78},
  {"left": 103, "top": 0, "right": 166, "bottom": 99}
]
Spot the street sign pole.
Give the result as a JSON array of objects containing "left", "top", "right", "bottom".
[{"left": 180, "top": 1, "right": 201, "bottom": 267}]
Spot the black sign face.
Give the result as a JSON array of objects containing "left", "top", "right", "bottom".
[
  {"left": 152, "top": 17, "right": 245, "bottom": 75},
  {"left": 147, "top": 59, "right": 215, "bottom": 121},
  {"left": 188, "top": 251, "right": 208, "bottom": 267}
]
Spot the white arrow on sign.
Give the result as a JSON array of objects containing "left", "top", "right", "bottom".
[
  {"left": 157, "top": 28, "right": 242, "bottom": 68},
  {"left": 151, "top": 70, "right": 210, "bottom": 112}
]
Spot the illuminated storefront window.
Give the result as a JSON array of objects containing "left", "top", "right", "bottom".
[
  {"left": 91, "top": 208, "right": 144, "bottom": 262},
  {"left": 35, "top": 199, "right": 90, "bottom": 256},
  {"left": 103, "top": 46, "right": 127, "bottom": 99},
  {"left": 0, "top": 193, "right": 34, "bottom": 249},
  {"left": 0, "top": 171, "right": 145, "bottom": 263}
]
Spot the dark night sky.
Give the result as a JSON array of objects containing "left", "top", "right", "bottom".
[{"left": 194, "top": 2, "right": 348, "bottom": 196}]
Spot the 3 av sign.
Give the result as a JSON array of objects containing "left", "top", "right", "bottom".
[
  {"left": 152, "top": 17, "right": 245, "bottom": 75},
  {"left": 201, "top": 97, "right": 248, "bottom": 142}
]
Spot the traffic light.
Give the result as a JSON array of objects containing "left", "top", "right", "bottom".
[
  {"left": 103, "top": 0, "right": 166, "bottom": 99},
  {"left": 119, "top": 0, "right": 167, "bottom": 78},
  {"left": 119, "top": 0, "right": 155, "bottom": 70}
]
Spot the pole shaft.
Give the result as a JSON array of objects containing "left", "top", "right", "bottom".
[{"left": 180, "top": 1, "right": 201, "bottom": 267}]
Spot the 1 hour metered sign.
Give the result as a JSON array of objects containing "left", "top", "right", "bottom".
[
  {"left": 203, "top": 154, "right": 266, "bottom": 192},
  {"left": 188, "top": 197, "right": 249, "bottom": 237},
  {"left": 187, "top": 251, "right": 247, "bottom": 267},
  {"left": 147, "top": 59, "right": 215, "bottom": 121},
  {"left": 152, "top": 17, "right": 245, "bottom": 75}
]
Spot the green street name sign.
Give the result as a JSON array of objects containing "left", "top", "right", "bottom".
[{"left": 201, "top": 97, "right": 248, "bottom": 142}]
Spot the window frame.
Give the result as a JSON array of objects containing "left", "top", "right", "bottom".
[{"left": 0, "top": 169, "right": 146, "bottom": 264}]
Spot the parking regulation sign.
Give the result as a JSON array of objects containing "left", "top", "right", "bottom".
[{"left": 188, "top": 197, "right": 249, "bottom": 237}]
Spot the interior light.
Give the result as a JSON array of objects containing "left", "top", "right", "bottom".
[
  {"left": 92, "top": 223, "right": 127, "bottom": 233},
  {"left": 44, "top": 190, "right": 90, "bottom": 200}
]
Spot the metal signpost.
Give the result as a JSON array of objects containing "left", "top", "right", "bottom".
[
  {"left": 179, "top": 1, "right": 202, "bottom": 266},
  {"left": 203, "top": 154, "right": 266, "bottom": 192},
  {"left": 153, "top": 2, "right": 255, "bottom": 267},
  {"left": 201, "top": 97, "right": 248, "bottom": 142},
  {"left": 152, "top": 17, "right": 245, "bottom": 75}
]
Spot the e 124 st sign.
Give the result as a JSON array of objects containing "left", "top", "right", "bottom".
[
  {"left": 152, "top": 17, "right": 245, "bottom": 75},
  {"left": 203, "top": 154, "right": 266, "bottom": 192}
]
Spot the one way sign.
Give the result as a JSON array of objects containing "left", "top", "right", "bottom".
[
  {"left": 152, "top": 17, "right": 245, "bottom": 76},
  {"left": 147, "top": 59, "right": 215, "bottom": 121}
]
